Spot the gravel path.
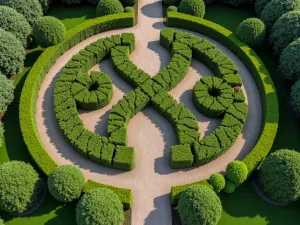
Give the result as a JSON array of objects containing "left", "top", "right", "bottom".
[{"left": 36, "top": 0, "right": 262, "bottom": 224}]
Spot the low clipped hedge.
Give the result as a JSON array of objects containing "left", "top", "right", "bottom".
[
  {"left": 96, "top": 0, "right": 124, "bottom": 17},
  {"left": 19, "top": 13, "right": 135, "bottom": 209},
  {"left": 0, "top": 6, "right": 31, "bottom": 48},
  {"left": 178, "top": 0, "right": 205, "bottom": 18},
  {"left": 33, "top": 16, "right": 66, "bottom": 48}
]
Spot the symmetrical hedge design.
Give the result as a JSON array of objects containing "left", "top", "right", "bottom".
[
  {"left": 167, "top": 12, "right": 278, "bottom": 202},
  {"left": 20, "top": 13, "right": 136, "bottom": 209}
]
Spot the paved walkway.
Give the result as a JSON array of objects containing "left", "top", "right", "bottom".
[{"left": 36, "top": 0, "right": 262, "bottom": 224}]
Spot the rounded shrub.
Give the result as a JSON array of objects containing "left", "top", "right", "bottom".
[
  {"left": 223, "top": 180, "right": 236, "bottom": 194},
  {"left": 236, "top": 18, "right": 266, "bottom": 48},
  {"left": 0, "top": 74, "right": 14, "bottom": 115},
  {"left": 0, "top": 28, "right": 25, "bottom": 77},
  {"left": 48, "top": 165, "right": 85, "bottom": 203},
  {"left": 220, "top": 0, "right": 248, "bottom": 6},
  {"left": 226, "top": 160, "right": 248, "bottom": 186},
  {"left": 178, "top": 185, "right": 222, "bottom": 225},
  {"left": 178, "top": 0, "right": 205, "bottom": 18},
  {"left": 39, "top": 0, "right": 51, "bottom": 14},
  {"left": 0, "top": 6, "right": 31, "bottom": 48},
  {"left": 254, "top": 0, "right": 271, "bottom": 16},
  {"left": 60, "top": 0, "right": 81, "bottom": 4},
  {"left": 33, "top": 16, "right": 66, "bottom": 48},
  {"left": 270, "top": 10, "right": 300, "bottom": 55},
  {"left": 120, "top": 0, "right": 138, "bottom": 6},
  {"left": 76, "top": 188, "right": 124, "bottom": 225},
  {"left": 167, "top": 5, "right": 178, "bottom": 12},
  {"left": 261, "top": 0, "right": 300, "bottom": 30},
  {"left": 291, "top": 80, "right": 300, "bottom": 120},
  {"left": 209, "top": 173, "right": 226, "bottom": 193},
  {"left": 163, "top": 0, "right": 179, "bottom": 6},
  {"left": 0, "top": 161, "right": 43, "bottom": 213},
  {"left": 279, "top": 38, "right": 300, "bottom": 81},
  {"left": 96, "top": 0, "right": 124, "bottom": 17},
  {"left": 124, "top": 6, "right": 135, "bottom": 13},
  {"left": 0, "top": 0, "right": 43, "bottom": 26},
  {"left": 259, "top": 149, "right": 300, "bottom": 202}
]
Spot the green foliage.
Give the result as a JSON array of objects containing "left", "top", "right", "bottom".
[
  {"left": 0, "top": 74, "right": 14, "bottom": 115},
  {"left": 291, "top": 80, "right": 300, "bottom": 120},
  {"left": 167, "top": 5, "right": 178, "bottom": 12},
  {"left": 0, "top": 28, "right": 25, "bottom": 77},
  {"left": 209, "top": 173, "right": 226, "bottom": 193},
  {"left": 124, "top": 6, "right": 135, "bottom": 13},
  {"left": 48, "top": 165, "right": 85, "bottom": 202},
  {"left": 0, "top": 6, "right": 31, "bottom": 48},
  {"left": 0, "top": 217, "right": 4, "bottom": 225},
  {"left": 220, "top": 0, "right": 249, "bottom": 6},
  {"left": 114, "top": 146, "right": 135, "bottom": 170},
  {"left": 39, "top": 0, "right": 51, "bottom": 14},
  {"left": 178, "top": 0, "right": 205, "bottom": 18},
  {"left": 60, "top": 0, "right": 81, "bottom": 4},
  {"left": 226, "top": 160, "right": 248, "bottom": 186},
  {"left": 279, "top": 38, "right": 300, "bottom": 81},
  {"left": 96, "top": 0, "right": 124, "bottom": 17},
  {"left": 269, "top": 10, "right": 300, "bottom": 55},
  {"left": 76, "top": 188, "right": 124, "bottom": 225},
  {"left": 260, "top": 0, "right": 300, "bottom": 30},
  {"left": 120, "top": 0, "right": 137, "bottom": 6},
  {"left": 254, "top": 0, "right": 271, "bottom": 16},
  {"left": 170, "top": 144, "right": 194, "bottom": 168},
  {"left": 178, "top": 185, "right": 222, "bottom": 225},
  {"left": 223, "top": 180, "right": 235, "bottom": 194},
  {"left": 163, "top": 0, "right": 180, "bottom": 6},
  {"left": 236, "top": 18, "right": 266, "bottom": 48},
  {"left": 0, "top": 0, "right": 43, "bottom": 25},
  {"left": 33, "top": 16, "right": 66, "bottom": 48},
  {"left": 0, "top": 122, "right": 4, "bottom": 147},
  {"left": 85, "top": 0, "right": 99, "bottom": 4},
  {"left": 259, "top": 149, "right": 300, "bottom": 202},
  {"left": 0, "top": 161, "right": 43, "bottom": 213}
]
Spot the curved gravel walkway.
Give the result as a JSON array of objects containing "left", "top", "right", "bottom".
[{"left": 36, "top": 0, "right": 262, "bottom": 224}]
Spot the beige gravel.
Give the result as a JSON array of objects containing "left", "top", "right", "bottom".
[{"left": 35, "top": 0, "right": 262, "bottom": 224}]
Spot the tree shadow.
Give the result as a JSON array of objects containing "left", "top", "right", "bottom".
[
  {"left": 141, "top": 1, "right": 164, "bottom": 19},
  {"left": 147, "top": 40, "right": 171, "bottom": 71}
]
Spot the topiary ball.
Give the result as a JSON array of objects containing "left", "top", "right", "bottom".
[
  {"left": 290, "top": 80, "right": 300, "bottom": 120},
  {"left": 269, "top": 10, "right": 300, "bottom": 55},
  {"left": 226, "top": 160, "right": 248, "bottom": 186},
  {"left": 178, "top": 0, "right": 205, "bottom": 18},
  {"left": 120, "top": 0, "right": 138, "bottom": 6},
  {"left": 223, "top": 180, "right": 236, "bottom": 194},
  {"left": 96, "top": 0, "right": 124, "bottom": 17},
  {"left": 48, "top": 165, "right": 85, "bottom": 203},
  {"left": 236, "top": 18, "right": 266, "bottom": 48},
  {"left": 0, "top": 6, "right": 31, "bottom": 48},
  {"left": 0, "top": 0, "right": 43, "bottom": 26},
  {"left": 61, "top": 0, "right": 81, "bottom": 4},
  {"left": 279, "top": 38, "right": 300, "bottom": 81},
  {"left": 178, "top": 185, "right": 222, "bottom": 225},
  {"left": 163, "top": 0, "right": 180, "bottom": 6},
  {"left": 0, "top": 28, "right": 25, "bottom": 77},
  {"left": 167, "top": 5, "right": 178, "bottom": 12},
  {"left": 259, "top": 149, "right": 300, "bottom": 202},
  {"left": 0, "top": 73, "right": 14, "bottom": 115},
  {"left": 124, "top": 6, "right": 135, "bottom": 13},
  {"left": 0, "top": 161, "right": 43, "bottom": 213},
  {"left": 76, "top": 188, "right": 124, "bottom": 225},
  {"left": 260, "top": 0, "right": 300, "bottom": 30},
  {"left": 209, "top": 173, "right": 226, "bottom": 193},
  {"left": 33, "top": 16, "right": 66, "bottom": 48}
]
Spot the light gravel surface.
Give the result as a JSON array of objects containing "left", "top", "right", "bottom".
[{"left": 35, "top": 0, "right": 262, "bottom": 224}]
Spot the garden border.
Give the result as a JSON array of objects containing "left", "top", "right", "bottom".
[{"left": 19, "top": 13, "right": 135, "bottom": 209}]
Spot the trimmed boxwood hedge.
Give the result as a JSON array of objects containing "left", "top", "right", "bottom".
[{"left": 19, "top": 13, "right": 135, "bottom": 209}]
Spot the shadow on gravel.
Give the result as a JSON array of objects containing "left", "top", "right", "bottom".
[{"left": 141, "top": 1, "right": 164, "bottom": 19}]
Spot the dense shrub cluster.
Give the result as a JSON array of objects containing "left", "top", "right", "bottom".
[
  {"left": 0, "top": 0, "right": 43, "bottom": 25},
  {"left": 48, "top": 165, "right": 85, "bottom": 202},
  {"left": 236, "top": 18, "right": 266, "bottom": 48},
  {"left": 163, "top": 0, "right": 179, "bottom": 5},
  {"left": 223, "top": 180, "right": 236, "bottom": 193},
  {"left": 0, "top": 161, "right": 43, "bottom": 213},
  {"left": 259, "top": 149, "right": 300, "bottom": 202},
  {"left": 269, "top": 10, "right": 300, "bottom": 55},
  {"left": 178, "top": 185, "right": 222, "bottom": 225},
  {"left": 291, "top": 80, "right": 300, "bottom": 120},
  {"left": 260, "top": 0, "right": 300, "bottom": 30},
  {"left": 209, "top": 173, "right": 226, "bottom": 193},
  {"left": 0, "top": 28, "right": 25, "bottom": 77},
  {"left": 0, "top": 6, "right": 31, "bottom": 48},
  {"left": 60, "top": 0, "right": 81, "bottom": 4},
  {"left": 254, "top": 0, "right": 271, "bottom": 16},
  {"left": 96, "top": 0, "right": 124, "bottom": 17},
  {"left": 178, "top": 0, "right": 205, "bottom": 18},
  {"left": 226, "top": 160, "right": 248, "bottom": 186},
  {"left": 0, "top": 74, "right": 14, "bottom": 115},
  {"left": 33, "top": 16, "right": 66, "bottom": 48},
  {"left": 39, "top": 0, "right": 51, "bottom": 14},
  {"left": 76, "top": 188, "right": 124, "bottom": 225},
  {"left": 279, "top": 38, "right": 300, "bottom": 81},
  {"left": 120, "top": 0, "right": 138, "bottom": 6}
]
